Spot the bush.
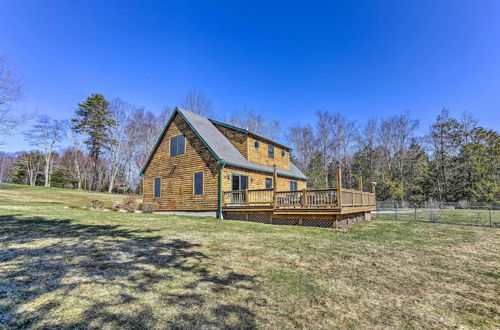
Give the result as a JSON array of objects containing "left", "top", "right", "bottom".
[
  {"left": 138, "top": 202, "right": 156, "bottom": 214},
  {"left": 112, "top": 202, "right": 123, "bottom": 209},
  {"left": 90, "top": 200, "right": 104, "bottom": 210},
  {"left": 122, "top": 196, "right": 137, "bottom": 211}
]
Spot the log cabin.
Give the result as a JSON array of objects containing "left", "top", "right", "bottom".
[{"left": 141, "top": 107, "right": 376, "bottom": 228}]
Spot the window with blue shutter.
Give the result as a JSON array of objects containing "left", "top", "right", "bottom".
[
  {"left": 194, "top": 172, "right": 203, "bottom": 195},
  {"left": 154, "top": 178, "right": 161, "bottom": 197},
  {"left": 290, "top": 181, "right": 298, "bottom": 191},
  {"left": 266, "top": 178, "right": 273, "bottom": 189},
  {"left": 170, "top": 135, "right": 185, "bottom": 157}
]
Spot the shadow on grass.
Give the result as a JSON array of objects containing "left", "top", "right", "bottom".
[{"left": 0, "top": 214, "right": 256, "bottom": 329}]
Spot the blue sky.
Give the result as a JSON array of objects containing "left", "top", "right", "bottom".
[{"left": 1, "top": 0, "right": 499, "bottom": 152}]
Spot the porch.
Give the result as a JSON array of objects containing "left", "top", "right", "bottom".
[{"left": 222, "top": 169, "right": 376, "bottom": 228}]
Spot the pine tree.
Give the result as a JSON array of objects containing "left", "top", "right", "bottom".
[{"left": 71, "top": 94, "right": 116, "bottom": 191}]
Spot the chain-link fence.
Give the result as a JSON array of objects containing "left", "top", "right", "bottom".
[{"left": 372, "top": 201, "right": 500, "bottom": 227}]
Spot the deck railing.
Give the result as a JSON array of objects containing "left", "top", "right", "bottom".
[
  {"left": 223, "top": 188, "right": 374, "bottom": 209},
  {"left": 222, "top": 169, "right": 376, "bottom": 210}
]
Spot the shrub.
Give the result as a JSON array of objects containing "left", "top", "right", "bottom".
[
  {"left": 90, "top": 200, "right": 104, "bottom": 210},
  {"left": 112, "top": 202, "right": 123, "bottom": 209},
  {"left": 138, "top": 202, "right": 156, "bottom": 214},
  {"left": 122, "top": 196, "right": 137, "bottom": 211}
]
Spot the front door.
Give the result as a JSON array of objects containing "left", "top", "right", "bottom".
[{"left": 232, "top": 174, "right": 249, "bottom": 203}]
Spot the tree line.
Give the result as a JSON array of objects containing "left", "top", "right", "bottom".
[{"left": 0, "top": 54, "right": 499, "bottom": 201}]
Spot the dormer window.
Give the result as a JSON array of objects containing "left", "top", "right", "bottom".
[{"left": 268, "top": 145, "right": 274, "bottom": 159}]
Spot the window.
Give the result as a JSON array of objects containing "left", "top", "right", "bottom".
[
  {"left": 254, "top": 141, "right": 260, "bottom": 149},
  {"left": 290, "top": 181, "right": 298, "bottom": 191},
  {"left": 266, "top": 178, "right": 273, "bottom": 189},
  {"left": 268, "top": 145, "right": 274, "bottom": 158},
  {"left": 232, "top": 174, "right": 248, "bottom": 190},
  {"left": 281, "top": 150, "right": 286, "bottom": 157},
  {"left": 194, "top": 172, "right": 203, "bottom": 195},
  {"left": 154, "top": 178, "right": 161, "bottom": 197},
  {"left": 170, "top": 135, "right": 185, "bottom": 157}
]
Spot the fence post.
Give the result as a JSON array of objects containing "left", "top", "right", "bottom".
[
  {"left": 489, "top": 207, "right": 492, "bottom": 227},
  {"left": 358, "top": 176, "right": 363, "bottom": 191},
  {"left": 414, "top": 203, "right": 417, "bottom": 221}
]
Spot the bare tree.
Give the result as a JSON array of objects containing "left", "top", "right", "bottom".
[
  {"left": 17, "top": 151, "right": 44, "bottom": 186},
  {"left": 287, "top": 124, "right": 317, "bottom": 171},
  {"left": 67, "top": 128, "right": 89, "bottom": 189},
  {"left": 314, "top": 110, "right": 336, "bottom": 188},
  {"left": 0, "top": 152, "right": 16, "bottom": 183},
  {"left": 0, "top": 54, "right": 23, "bottom": 143},
  {"left": 228, "top": 109, "right": 282, "bottom": 141},
  {"left": 181, "top": 89, "right": 212, "bottom": 117},
  {"left": 26, "top": 115, "right": 65, "bottom": 186},
  {"left": 106, "top": 98, "right": 135, "bottom": 193}
]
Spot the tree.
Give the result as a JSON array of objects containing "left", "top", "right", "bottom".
[
  {"left": 71, "top": 94, "right": 116, "bottom": 191},
  {"left": 106, "top": 98, "right": 134, "bottom": 193},
  {"left": 228, "top": 109, "right": 282, "bottom": 141},
  {"left": 0, "top": 152, "right": 16, "bottom": 183},
  {"left": 429, "top": 109, "right": 461, "bottom": 201},
  {"left": 0, "top": 54, "right": 23, "bottom": 143},
  {"left": 13, "top": 151, "right": 44, "bottom": 186},
  {"left": 181, "top": 89, "right": 212, "bottom": 117},
  {"left": 26, "top": 115, "right": 65, "bottom": 186}
]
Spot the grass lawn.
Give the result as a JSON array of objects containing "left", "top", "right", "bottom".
[{"left": 0, "top": 184, "right": 499, "bottom": 329}]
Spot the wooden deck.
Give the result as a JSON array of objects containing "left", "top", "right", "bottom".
[{"left": 222, "top": 169, "right": 376, "bottom": 228}]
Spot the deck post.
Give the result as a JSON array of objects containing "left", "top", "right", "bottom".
[
  {"left": 336, "top": 168, "right": 342, "bottom": 208},
  {"left": 358, "top": 176, "right": 363, "bottom": 191},
  {"left": 272, "top": 164, "right": 277, "bottom": 209},
  {"left": 371, "top": 182, "right": 377, "bottom": 206},
  {"left": 302, "top": 189, "right": 307, "bottom": 208}
]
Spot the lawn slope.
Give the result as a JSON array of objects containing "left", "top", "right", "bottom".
[{"left": 0, "top": 184, "right": 499, "bottom": 329}]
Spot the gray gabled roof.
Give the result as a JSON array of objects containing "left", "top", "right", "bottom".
[{"left": 140, "top": 107, "right": 308, "bottom": 181}]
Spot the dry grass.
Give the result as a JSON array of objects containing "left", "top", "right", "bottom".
[{"left": 0, "top": 184, "right": 499, "bottom": 329}]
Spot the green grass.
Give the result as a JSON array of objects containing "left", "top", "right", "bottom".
[
  {"left": 375, "top": 208, "right": 500, "bottom": 227},
  {"left": 0, "top": 184, "right": 499, "bottom": 329}
]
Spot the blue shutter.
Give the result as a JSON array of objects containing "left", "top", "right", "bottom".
[
  {"left": 194, "top": 172, "right": 203, "bottom": 195},
  {"left": 154, "top": 178, "right": 161, "bottom": 197}
]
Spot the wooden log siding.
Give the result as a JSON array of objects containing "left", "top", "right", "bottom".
[
  {"left": 143, "top": 113, "right": 220, "bottom": 210},
  {"left": 221, "top": 166, "right": 306, "bottom": 192},
  {"left": 246, "top": 136, "right": 290, "bottom": 170},
  {"left": 213, "top": 122, "right": 290, "bottom": 170}
]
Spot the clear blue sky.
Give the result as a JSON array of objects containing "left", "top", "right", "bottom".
[{"left": 1, "top": 0, "right": 499, "bottom": 152}]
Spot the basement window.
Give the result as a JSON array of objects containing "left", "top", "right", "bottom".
[{"left": 170, "top": 135, "right": 185, "bottom": 157}]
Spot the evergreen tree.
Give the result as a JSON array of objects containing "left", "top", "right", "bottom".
[{"left": 71, "top": 94, "right": 116, "bottom": 191}]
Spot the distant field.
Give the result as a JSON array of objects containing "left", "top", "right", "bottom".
[
  {"left": 0, "top": 183, "right": 139, "bottom": 208},
  {"left": 0, "top": 184, "right": 499, "bottom": 329}
]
